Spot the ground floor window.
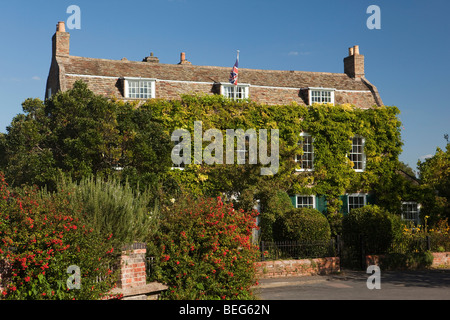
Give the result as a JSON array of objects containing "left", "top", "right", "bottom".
[
  {"left": 401, "top": 202, "right": 420, "bottom": 224},
  {"left": 295, "top": 195, "right": 315, "bottom": 209},
  {"left": 348, "top": 194, "right": 366, "bottom": 212}
]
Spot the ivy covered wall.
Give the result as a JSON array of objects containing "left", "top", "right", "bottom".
[{"left": 135, "top": 95, "right": 404, "bottom": 224}]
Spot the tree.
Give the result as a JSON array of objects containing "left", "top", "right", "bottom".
[
  {"left": 0, "top": 81, "right": 172, "bottom": 192},
  {"left": 0, "top": 98, "right": 58, "bottom": 189},
  {"left": 418, "top": 143, "right": 450, "bottom": 220}
]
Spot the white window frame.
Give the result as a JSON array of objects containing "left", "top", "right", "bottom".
[
  {"left": 347, "top": 193, "right": 367, "bottom": 212},
  {"left": 220, "top": 83, "right": 250, "bottom": 100},
  {"left": 349, "top": 135, "right": 366, "bottom": 172},
  {"left": 123, "top": 77, "right": 156, "bottom": 99},
  {"left": 295, "top": 195, "right": 316, "bottom": 209},
  {"left": 308, "top": 87, "right": 335, "bottom": 105},
  {"left": 401, "top": 202, "right": 421, "bottom": 224},
  {"left": 295, "top": 132, "right": 314, "bottom": 172}
]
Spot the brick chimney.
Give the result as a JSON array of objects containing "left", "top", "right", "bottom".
[
  {"left": 178, "top": 52, "right": 191, "bottom": 65},
  {"left": 52, "top": 21, "right": 70, "bottom": 58},
  {"left": 344, "top": 45, "right": 364, "bottom": 78},
  {"left": 143, "top": 52, "right": 159, "bottom": 63}
]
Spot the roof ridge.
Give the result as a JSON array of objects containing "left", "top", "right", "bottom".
[{"left": 68, "top": 55, "right": 347, "bottom": 76}]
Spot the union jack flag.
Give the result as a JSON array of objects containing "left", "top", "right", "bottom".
[{"left": 229, "top": 52, "right": 239, "bottom": 85}]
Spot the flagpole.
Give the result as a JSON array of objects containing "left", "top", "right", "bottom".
[{"left": 235, "top": 50, "right": 239, "bottom": 99}]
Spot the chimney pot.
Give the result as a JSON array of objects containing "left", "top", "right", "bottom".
[
  {"left": 349, "top": 47, "right": 354, "bottom": 56},
  {"left": 53, "top": 21, "right": 70, "bottom": 58},
  {"left": 353, "top": 45, "right": 360, "bottom": 55},
  {"left": 178, "top": 52, "right": 191, "bottom": 65},
  {"left": 57, "top": 21, "right": 66, "bottom": 33}
]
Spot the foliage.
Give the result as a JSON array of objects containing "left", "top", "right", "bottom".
[
  {"left": 380, "top": 251, "right": 434, "bottom": 270},
  {"left": 402, "top": 217, "right": 450, "bottom": 252},
  {"left": 0, "top": 81, "right": 172, "bottom": 192},
  {"left": 418, "top": 143, "right": 450, "bottom": 221},
  {"left": 0, "top": 86, "right": 407, "bottom": 240},
  {"left": 140, "top": 95, "right": 403, "bottom": 234},
  {"left": 254, "top": 189, "right": 293, "bottom": 242},
  {"left": 342, "top": 205, "right": 404, "bottom": 254},
  {"left": 0, "top": 173, "right": 120, "bottom": 300},
  {"left": 273, "top": 207, "right": 331, "bottom": 242},
  {"left": 57, "top": 175, "right": 158, "bottom": 246},
  {"left": 149, "top": 196, "right": 260, "bottom": 300}
]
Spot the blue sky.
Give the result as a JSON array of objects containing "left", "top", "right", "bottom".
[{"left": 0, "top": 0, "right": 449, "bottom": 172}]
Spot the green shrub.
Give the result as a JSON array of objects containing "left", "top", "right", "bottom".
[
  {"left": 0, "top": 173, "right": 120, "bottom": 300},
  {"left": 257, "top": 190, "right": 294, "bottom": 242},
  {"left": 59, "top": 175, "right": 157, "bottom": 246},
  {"left": 273, "top": 207, "right": 331, "bottom": 242},
  {"left": 149, "top": 196, "right": 260, "bottom": 300},
  {"left": 342, "top": 205, "right": 404, "bottom": 254},
  {"left": 381, "top": 251, "right": 434, "bottom": 270}
]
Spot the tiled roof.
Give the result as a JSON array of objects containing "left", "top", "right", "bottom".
[{"left": 64, "top": 56, "right": 372, "bottom": 91}]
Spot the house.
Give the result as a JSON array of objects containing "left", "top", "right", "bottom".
[
  {"left": 46, "top": 22, "right": 382, "bottom": 109},
  {"left": 45, "top": 22, "right": 400, "bottom": 220}
]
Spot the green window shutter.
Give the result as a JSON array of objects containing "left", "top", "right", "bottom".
[
  {"left": 340, "top": 195, "right": 349, "bottom": 215},
  {"left": 366, "top": 193, "right": 376, "bottom": 205},
  {"left": 290, "top": 195, "right": 297, "bottom": 208},
  {"left": 316, "top": 195, "right": 327, "bottom": 215}
]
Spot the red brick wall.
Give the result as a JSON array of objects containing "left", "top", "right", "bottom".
[
  {"left": 255, "top": 257, "right": 340, "bottom": 279},
  {"left": 119, "top": 244, "right": 147, "bottom": 289},
  {"left": 366, "top": 252, "right": 450, "bottom": 269},
  {"left": 431, "top": 252, "right": 450, "bottom": 268}
]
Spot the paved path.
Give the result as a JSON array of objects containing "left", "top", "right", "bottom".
[{"left": 256, "top": 269, "right": 450, "bottom": 300}]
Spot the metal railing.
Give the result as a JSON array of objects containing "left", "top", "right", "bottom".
[{"left": 259, "top": 239, "right": 338, "bottom": 261}]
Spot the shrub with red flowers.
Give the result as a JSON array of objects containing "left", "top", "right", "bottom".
[
  {"left": 0, "top": 173, "right": 119, "bottom": 300},
  {"left": 149, "top": 196, "right": 260, "bottom": 300}
]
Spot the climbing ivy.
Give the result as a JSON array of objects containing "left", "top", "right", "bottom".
[
  {"left": 140, "top": 95, "right": 403, "bottom": 226},
  {"left": 0, "top": 83, "right": 406, "bottom": 237}
]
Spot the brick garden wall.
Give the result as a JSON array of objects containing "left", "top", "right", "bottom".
[
  {"left": 118, "top": 243, "right": 148, "bottom": 290},
  {"left": 366, "top": 252, "right": 450, "bottom": 269},
  {"left": 0, "top": 243, "right": 167, "bottom": 299},
  {"left": 255, "top": 257, "right": 340, "bottom": 279},
  {"left": 431, "top": 252, "right": 450, "bottom": 268}
]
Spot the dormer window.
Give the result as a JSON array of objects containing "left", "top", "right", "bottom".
[
  {"left": 220, "top": 83, "right": 249, "bottom": 100},
  {"left": 123, "top": 77, "right": 156, "bottom": 99},
  {"left": 308, "top": 88, "right": 335, "bottom": 105}
]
